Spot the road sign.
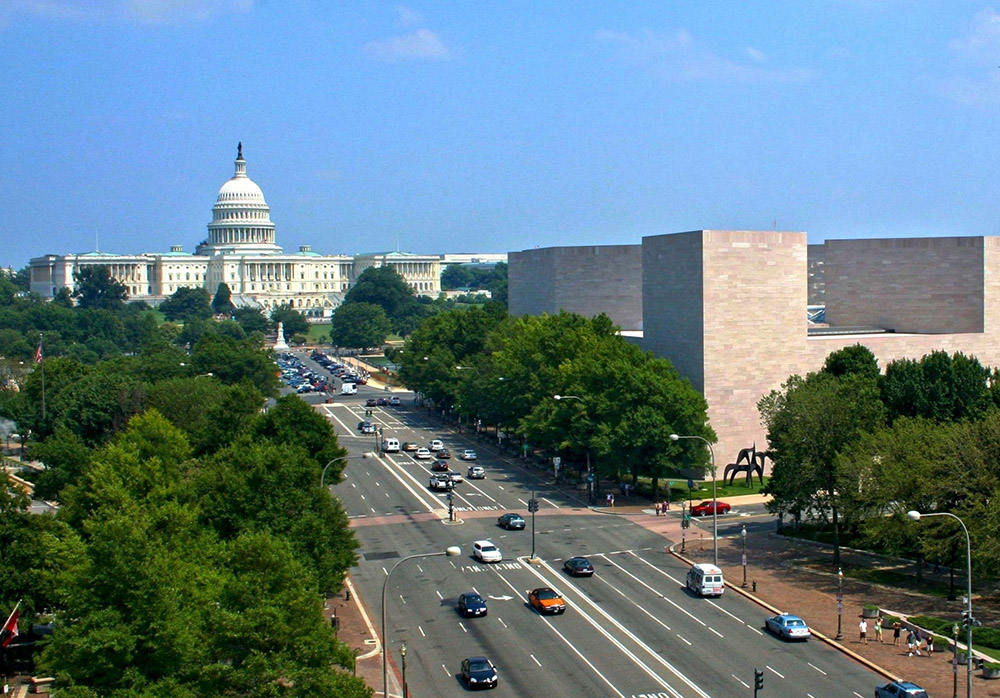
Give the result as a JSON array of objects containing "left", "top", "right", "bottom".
[{"left": 687, "top": 479, "right": 695, "bottom": 489}]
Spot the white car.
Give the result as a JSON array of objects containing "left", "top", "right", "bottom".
[
  {"left": 428, "top": 439, "right": 445, "bottom": 451},
  {"left": 414, "top": 448, "right": 432, "bottom": 460},
  {"left": 428, "top": 474, "right": 454, "bottom": 491},
  {"left": 472, "top": 540, "right": 502, "bottom": 563},
  {"left": 467, "top": 465, "right": 485, "bottom": 479},
  {"left": 448, "top": 470, "right": 464, "bottom": 483},
  {"left": 460, "top": 449, "right": 478, "bottom": 461}
]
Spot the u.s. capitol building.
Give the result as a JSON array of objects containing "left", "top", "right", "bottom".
[{"left": 29, "top": 144, "right": 443, "bottom": 316}]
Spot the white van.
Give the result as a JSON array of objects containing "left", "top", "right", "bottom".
[
  {"left": 686, "top": 563, "right": 725, "bottom": 597},
  {"left": 382, "top": 438, "right": 400, "bottom": 453},
  {"left": 340, "top": 382, "right": 357, "bottom": 395}
]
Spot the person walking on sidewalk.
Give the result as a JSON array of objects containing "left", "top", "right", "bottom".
[
  {"left": 892, "top": 620, "right": 902, "bottom": 646},
  {"left": 925, "top": 633, "right": 934, "bottom": 656},
  {"left": 874, "top": 617, "right": 883, "bottom": 643},
  {"left": 906, "top": 630, "right": 921, "bottom": 656},
  {"left": 859, "top": 619, "right": 868, "bottom": 644},
  {"left": 654, "top": 502, "right": 662, "bottom": 516}
]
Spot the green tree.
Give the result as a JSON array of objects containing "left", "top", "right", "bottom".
[
  {"left": 211, "top": 282, "right": 234, "bottom": 315},
  {"left": 822, "top": 344, "right": 880, "bottom": 380},
  {"left": 270, "top": 304, "right": 310, "bottom": 337},
  {"left": 441, "top": 264, "right": 475, "bottom": 290},
  {"left": 342, "top": 266, "right": 415, "bottom": 320},
  {"left": 189, "top": 331, "right": 279, "bottom": 396},
  {"left": 28, "top": 428, "right": 93, "bottom": 500},
  {"left": 232, "top": 307, "right": 270, "bottom": 335},
  {"left": 159, "top": 286, "right": 212, "bottom": 323},
  {"left": 758, "top": 371, "right": 886, "bottom": 565},
  {"left": 71, "top": 266, "right": 128, "bottom": 310},
  {"left": 329, "top": 302, "right": 391, "bottom": 349}
]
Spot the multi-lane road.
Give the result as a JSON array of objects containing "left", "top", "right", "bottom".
[{"left": 306, "top": 358, "right": 884, "bottom": 698}]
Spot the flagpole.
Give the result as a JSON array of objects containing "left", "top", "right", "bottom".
[
  {"left": 39, "top": 334, "right": 45, "bottom": 421},
  {"left": 2, "top": 600, "right": 20, "bottom": 631}
]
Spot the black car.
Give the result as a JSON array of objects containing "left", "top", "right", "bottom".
[
  {"left": 563, "top": 557, "right": 595, "bottom": 577},
  {"left": 461, "top": 656, "right": 498, "bottom": 690},
  {"left": 376, "top": 397, "right": 389, "bottom": 406},
  {"left": 365, "top": 398, "right": 377, "bottom": 407},
  {"left": 497, "top": 513, "right": 526, "bottom": 530},
  {"left": 437, "top": 448, "right": 451, "bottom": 459},
  {"left": 457, "top": 592, "right": 488, "bottom": 618},
  {"left": 432, "top": 459, "right": 450, "bottom": 472}
]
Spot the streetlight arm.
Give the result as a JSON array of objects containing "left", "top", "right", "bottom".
[{"left": 321, "top": 455, "right": 350, "bottom": 489}]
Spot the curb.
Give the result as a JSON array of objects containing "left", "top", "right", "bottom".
[{"left": 668, "top": 543, "right": 902, "bottom": 684}]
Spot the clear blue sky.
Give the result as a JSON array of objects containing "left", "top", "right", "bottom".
[{"left": 3, "top": 1, "right": 1000, "bottom": 268}]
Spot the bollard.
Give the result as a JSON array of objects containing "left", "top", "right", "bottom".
[
  {"left": 345, "top": 589, "right": 351, "bottom": 602},
  {"left": 752, "top": 580, "right": 757, "bottom": 592}
]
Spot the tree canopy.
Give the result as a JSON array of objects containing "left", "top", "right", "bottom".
[
  {"left": 329, "top": 302, "right": 391, "bottom": 349},
  {"left": 159, "top": 286, "right": 212, "bottom": 323},
  {"left": 71, "top": 266, "right": 128, "bottom": 310}
]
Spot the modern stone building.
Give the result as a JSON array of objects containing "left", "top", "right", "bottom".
[
  {"left": 28, "top": 145, "right": 454, "bottom": 316},
  {"left": 510, "top": 231, "right": 1000, "bottom": 464}
]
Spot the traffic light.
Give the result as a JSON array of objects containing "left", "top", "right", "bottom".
[
  {"left": 754, "top": 668, "right": 764, "bottom": 691},
  {"left": 527, "top": 498, "right": 539, "bottom": 513}
]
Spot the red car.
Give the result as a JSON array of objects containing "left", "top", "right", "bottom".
[{"left": 690, "top": 500, "right": 731, "bottom": 516}]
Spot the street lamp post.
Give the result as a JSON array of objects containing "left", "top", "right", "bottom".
[
  {"left": 836, "top": 567, "right": 844, "bottom": 640},
  {"left": 953, "top": 623, "right": 960, "bottom": 698},
  {"left": 908, "top": 510, "right": 973, "bottom": 698},
  {"left": 382, "top": 547, "right": 461, "bottom": 698},
  {"left": 321, "top": 455, "right": 350, "bottom": 489},
  {"left": 400, "top": 643, "right": 408, "bottom": 698},
  {"left": 740, "top": 525, "right": 748, "bottom": 588},
  {"left": 670, "top": 434, "right": 718, "bottom": 566},
  {"left": 553, "top": 395, "right": 594, "bottom": 505}
]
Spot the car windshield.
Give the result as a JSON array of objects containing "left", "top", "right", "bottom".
[
  {"left": 480, "top": 545, "right": 497, "bottom": 552},
  {"left": 536, "top": 589, "right": 559, "bottom": 599},
  {"left": 469, "top": 660, "right": 492, "bottom": 673},
  {"left": 466, "top": 594, "right": 483, "bottom": 603}
]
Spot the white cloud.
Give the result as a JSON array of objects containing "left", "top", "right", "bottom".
[
  {"left": 949, "top": 7, "right": 1000, "bottom": 64},
  {"left": 395, "top": 5, "right": 422, "bottom": 27},
  {"left": 0, "top": 0, "right": 252, "bottom": 24},
  {"left": 364, "top": 28, "right": 450, "bottom": 62},
  {"left": 745, "top": 46, "right": 766, "bottom": 64},
  {"left": 595, "top": 27, "right": 814, "bottom": 84}
]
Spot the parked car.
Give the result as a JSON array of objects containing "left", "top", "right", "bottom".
[
  {"left": 467, "top": 465, "right": 486, "bottom": 479},
  {"left": 563, "top": 557, "right": 595, "bottom": 577},
  {"left": 690, "top": 500, "right": 731, "bottom": 516},
  {"left": 458, "top": 592, "right": 488, "bottom": 618},
  {"left": 460, "top": 449, "right": 478, "bottom": 460},
  {"left": 414, "top": 448, "right": 432, "bottom": 460},
  {"left": 497, "top": 513, "right": 525, "bottom": 530},
  {"left": 875, "top": 681, "right": 929, "bottom": 698},
  {"left": 528, "top": 587, "right": 566, "bottom": 615},
  {"left": 764, "top": 613, "right": 811, "bottom": 640},
  {"left": 472, "top": 540, "right": 502, "bottom": 563},
  {"left": 461, "top": 656, "right": 498, "bottom": 690}
]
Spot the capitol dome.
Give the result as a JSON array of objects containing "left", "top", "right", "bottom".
[{"left": 199, "top": 143, "right": 282, "bottom": 255}]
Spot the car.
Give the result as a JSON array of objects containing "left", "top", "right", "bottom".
[
  {"left": 376, "top": 397, "right": 388, "bottom": 406},
  {"left": 389, "top": 396, "right": 401, "bottom": 406},
  {"left": 497, "top": 513, "right": 525, "bottom": 530},
  {"left": 402, "top": 442, "right": 419, "bottom": 452},
  {"left": 875, "top": 681, "right": 929, "bottom": 698},
  {"left": 467, "top": 465, "right": 486, "bottom": 479},
  {"left": 428, "top": 439, "right": 445, "bottom": 451},
  {"left": 690, "top": 500, "right": 731, "bottom": 516},
  {"left": 460, "top": 449, "right": 478, "bottom": 460},
  {"left": 436, "top": 448, "right": 451, "bottom": 459},
  {"left": 448, "top": 470, "right": 464, "bottom": 483},
  {"left": 472, "top": 540, "right": 502, "bottom": 563},
  {"left": 461, "top": 656, "right": 498, "bottom": 690},
  {"left": 296, "top": 384, "right": 312, "bottom": 393},
  {"left": 764, "top": 613, "right": 811, "bottom": 640},
  {"left": 414, "top": 448, "right": 432, "bottom": 460},
  {"left": 563, "top": 557, "right": 595, "bottom": 577},
  {"left": 458, "top": 592, "right": 488, "bottom": 618},
  {"left": 428, "top": 474, "right": 454, "bottom": 491},
  {"left": 432, "top": 459, "right": 450, "bottom": 472},
  {"left": 528, "top": 587, "right": 566, "bottom": 615},
  {"left": 365, "top": 398, "right": 377, "bottom": 407},
  {"left": 358, "top": 422, "right": 376, "bottom": 434}
]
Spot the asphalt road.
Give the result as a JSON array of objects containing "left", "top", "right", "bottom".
[{"left": 314, "top": 365, "right": 885, "bottom": 698}]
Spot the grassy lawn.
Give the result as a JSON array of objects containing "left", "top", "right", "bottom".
[
  {"left": 631, "top": 476, "right": 768, "bottom": 502},
  {"left": 306, "top": 323, "right": 330, "bottom": 342}
]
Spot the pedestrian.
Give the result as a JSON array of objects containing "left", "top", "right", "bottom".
[
  {"left": 859, "top": 619, "right": 868, "bottom": 644},
  {"left": 654, "top": 501, "right": 662, "bottom": 516},
  {"left": 607, "top": 492, "right": 615, "bottom": 508},
  {"left": 874, "top": 617, "right": 883, "bottom": 643},
  {"left": 893, "top": 621, "right": 902, "bottom": 646},
  {"left": 663, "top": 499, "right": 669, "bottom": 511},
  {"left": 926, "top": 634, "right": 934, "bottom": 656},
  {"left": 906, "top": 630, "right": 920, "bottom": 656}
]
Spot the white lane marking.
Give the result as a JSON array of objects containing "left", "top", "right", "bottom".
[
  {"left": 542, "top": 497, "right": 558, "bottom": 508},
  {"left": 459, "top": 622, "right": 468, "bottom": 633},
  {"left": 676, "top": 635, "right": 692, "bottom": 646},
  {"left": 360, "top": 494, "right": 367, "bottom": 501},
  {"left": 747, "top": 625, "right": 764, "bottom": 636},
  {"left": 731, "top": 674, "right": 750, "bottom": 688},
  {"left": 419, "top": 626, "right": 425, "bottom": 637},
  {"left": 590, "top": 565, "right": 672, "bottom": 632},
  {"left": 853, "top": 693, "right": 864, "bottom": 698},
  {"left": 530, "top": 654, "right": 542, "bottom": 667},
  {"left": 497, "top": 485, "right": 505, "bottom": 490},
  {"left": 522, "top": 558, "right": 706, "bottom": 698},
  {"left": 399, "top": 594, "right": 406, "bottom": 605},
  {"left": 370, "top": 507, "right": 375, "bottom": 513},
  {"left": 708, "top": 627, "right": 724, "bottom": 638},
  {"left": 435, "top": 590, "right": 443, "bottom": 600},
  {"left": 599, "top": 553, "right": 706, "bottom": 627},
  {"left": 441, "top": 664, "right": 449, "bottom": 676},
  {"left": 706, "top": 598, "right": 747, "bottom": 624},
  {"left": 807, "top": 662, "right": 827, "bottom": 675},
  {"left": 417, "top": 565, "right": 424, "bottom": 573},
  {"left": 385, "top": 491, "right": 391, "bottom": 498},
  {"left": 375, "top": 481, "right": 381, "bottom": 487},
  {"left": 766, "top": 665, "right": 784, "bottom": 679},
  {"left": 370, "top": 453, "right": 440, "bottom": 514},
  {"left": 517, "top": 498, "right": 527, "bottom": 506},
  {"left": 497, "top": 617, "right": 507, "bottom": 629},
  {"left": 491, "top": 572, "right": 626, "bottom": 698}
]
